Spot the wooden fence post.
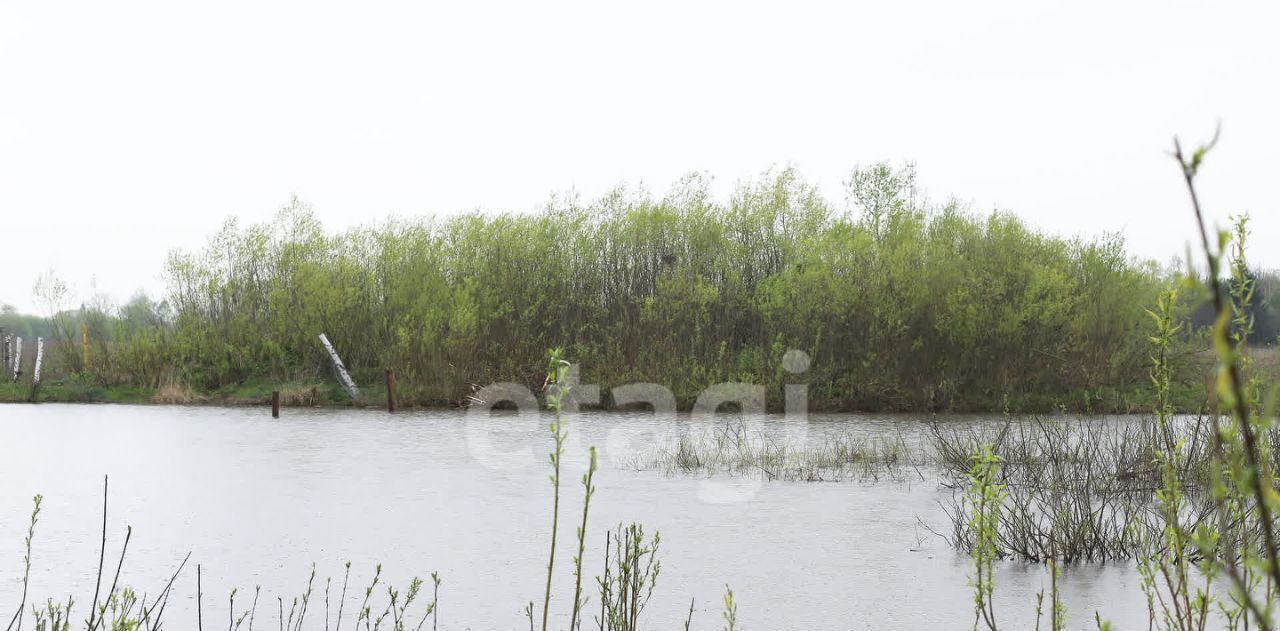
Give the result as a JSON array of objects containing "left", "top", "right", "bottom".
[
  {"left": 386, "top": 369, "right": 396, "bottom": 413},
  {"left": 272, "top": 391, "right": 280, "bottom": 418}
]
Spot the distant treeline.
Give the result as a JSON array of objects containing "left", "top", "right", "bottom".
[
  {"left": 0, "top": 305, "right": 57, "bottom": 340},
  {"left": 9, "top": 165, "right": 1279, "bottom": 411}
]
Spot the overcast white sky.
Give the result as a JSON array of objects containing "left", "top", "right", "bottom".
[{"left": 1, "top": 0, "right": 1276, "bottom": 313}]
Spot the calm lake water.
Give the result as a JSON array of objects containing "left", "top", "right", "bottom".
[{"left": 0, "top": 404, "right": 1150, "bottom": 629}]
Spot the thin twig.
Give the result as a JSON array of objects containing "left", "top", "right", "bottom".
[
  {"left": 86, "top": 476, "right": 109, "bottom": 630},
  {"left": 90, "top": 525, "right": 133, "bottom": 631},
  {"left": 198, "top": 564, "right": 205, "bottom": 631}
]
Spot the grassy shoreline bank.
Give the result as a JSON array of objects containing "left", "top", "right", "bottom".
[{"left": 0, "top": 377, "right": 1214, "bottom": 414}]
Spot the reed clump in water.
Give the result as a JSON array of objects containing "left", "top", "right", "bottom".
[
  {"left": 628, "top": 419, "right": 922, "bottom": 482},
  {"left": 932, "top": 413, "right": 1219, "bottom": 563}
]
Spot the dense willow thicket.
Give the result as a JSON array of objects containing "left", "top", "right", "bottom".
[{"left": 20, "top": 164, "right": 1269, "bottom": 411}]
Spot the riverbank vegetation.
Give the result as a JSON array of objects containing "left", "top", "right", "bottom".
[{"left": 6, "top": 164, "right": 1278, "bottom": 412}]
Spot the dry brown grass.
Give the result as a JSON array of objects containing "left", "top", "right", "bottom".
[
  {"left": 278, "top": 384, "right": 321, "bottom": 407},
  {"left": 151, "top": 382, "right": 197, "bottom": 404}
]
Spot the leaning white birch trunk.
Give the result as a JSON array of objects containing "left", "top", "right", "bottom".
[
  {"left": 33, "top": 337, "right": 44, "bottom": 386},
  {"left": 11, "top": 337, "right": 21, "bottom": 382},
  {"left": 318, "top": 333, "right": 360, "bottom": 400}
]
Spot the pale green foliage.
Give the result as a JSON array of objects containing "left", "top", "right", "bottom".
[
  {"left": 596, "top": 524, "right": 661, "bottom": 631},
  {"left": 721, "top": 585, "right": 737, "bottom": 631},
  {"left": 1134, "top": 287, "right": 1219, "bottom": 631},
  {"left": 966, "top": 445, "right": 1005, "bottom": 631},
  {"left": 27, "top": 167, "right": 1183, "bottom": 412},
  {"left": 540, "top": 348, "right": 568, "bottom": 631}
]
